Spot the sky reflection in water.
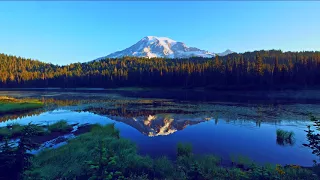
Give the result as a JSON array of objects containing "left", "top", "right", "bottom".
[{"left": 0, "top": 109, "right": 315, "bottom": 166}]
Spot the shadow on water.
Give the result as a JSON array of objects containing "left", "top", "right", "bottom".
[
  {"left": 106, "top": 89, "right": 320, "bottom": 104},
  {"left": 0, "top": 109, "right": 47, "bottom": 123},
  {"left": 277, "top": 138, "right": 295, "bottom": 146},
  {"left": 3, "top": 88, "right": 320, "bottom": 104}
]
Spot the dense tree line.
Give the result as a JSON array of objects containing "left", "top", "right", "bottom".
[{"left": 1, "top": 50, "right": 320, "bottom": 89}]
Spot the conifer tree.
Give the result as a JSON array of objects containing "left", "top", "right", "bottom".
[
  {"left": 14, "top": 123, "right": 40, "bottom": 179},
  {"left": 0, "top": 137, "right": 16, "bottom": 179}
]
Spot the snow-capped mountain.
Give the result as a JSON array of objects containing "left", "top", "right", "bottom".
[
  {"left": 217, "top": 49, "right": 234, "bottom": 56},
  {"left": 99, "top": 36, "right": 217, "bottom": 59}
]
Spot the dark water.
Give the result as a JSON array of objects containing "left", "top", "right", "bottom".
[{"left": 0, "top": 89, "right": 319, "bottom": 166}]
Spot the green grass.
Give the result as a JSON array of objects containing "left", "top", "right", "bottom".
[
  {"left": 25, "top": 124, "right": 317, "bottom": 180},
  {"left": 177, "top": 143, "right": 192, "bottom": 157},
  {"left": 0, "top": 120, "right": 75, "bottom": 141},
  {"left": 230, "top": 154, "right": 254, "bottom": 168},
  {"left": 47, "top": 120, "right": 73, "bottom": 133},
  {"left": 276, "top": 129, "right": 295, "bottom": 145},
  {"left": 0, "top": 123, "right": 48, "bottom": 141},
  {"left": 0, "top": 123, "right": 25, "bottom": 140},
  {"left": 0, "top": 96, "right": 44, "bottom": 114},
  {"left": 0, "top": 126, "right": 10, "bottom": 140},
  {"left": 28, "top": 124, "right": 144, "bottom": 179},
  {"left": 10, "top": 123, "right": 25, "bottom": 137}
]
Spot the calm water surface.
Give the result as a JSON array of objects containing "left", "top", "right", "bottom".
[{"left": 0, "top": 90, "right": 318, "bottom": 166}]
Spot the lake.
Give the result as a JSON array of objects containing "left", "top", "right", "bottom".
[{"left": 0, "top": 89, "right": 319, "bottom": 167}]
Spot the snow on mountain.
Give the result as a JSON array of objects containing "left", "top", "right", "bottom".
[
  {"left": 98, "top": 36, "right": 216, "bottom": 59},
  {"left": 217, "top": 49, "right": 234, "bottom": 56}
]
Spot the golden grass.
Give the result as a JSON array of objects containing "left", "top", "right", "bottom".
[{"left": 0, "top": 96, "right": 44, "bottom": 114}]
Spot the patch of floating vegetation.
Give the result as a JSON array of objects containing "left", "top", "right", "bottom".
[{"left": 276, "top": 129, "right": 295, "bottom": 146}]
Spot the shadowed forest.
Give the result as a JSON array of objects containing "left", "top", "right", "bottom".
[{"left": 1, "top": 50, "right": 320, "bottom": 89}]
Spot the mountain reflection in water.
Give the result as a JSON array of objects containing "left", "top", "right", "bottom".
[
  {"left": 80, "top": 107, "right": 208, "bottom": 137},
  {"left": 0, "top": 90, "right": 318, "bottom": 166}
]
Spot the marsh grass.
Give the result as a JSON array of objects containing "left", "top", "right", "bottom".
[
  {"left": 0, "top": 123, "right": 25, "bottom": 140},
  {"left": 9, "top": 123, "right": 24, "bottom": 137},
  {"left": 47, "top": 120, "right": 73, "bottom": 133},
  {"left": 276, "top": 129, "right": 295, "bottom": 146},
  {"left": 0, "top": 127, "right": 10, "bottom": 140},
  {"left": 25, "top": 124, "right": 318, "bottom": 180},
  {"left": 28, "top": 124, "right": 145, "bottom": 179},
  {"left": 0, "top": 123, "right": 48, "bottom": 140},
  {"left": 90, "top": 123, "right": 120, "bottom": 138},
  {"left": 0, "top": 96, "right": 43, "bottom": 114},
  {"left": 230, "top": 154, "right": 254, "bottom": 169}
]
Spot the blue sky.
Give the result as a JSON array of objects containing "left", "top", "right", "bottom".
[{"left": 0, "top": 2, "right": 319, "bottom": 65}]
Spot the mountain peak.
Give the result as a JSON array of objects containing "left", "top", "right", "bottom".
[
  {"left": 96, "top": 36, "right": 235, "bottom": 60},
  {"left": 101, "top": 36, "right": 216, "bottom": 59},
  {"left": 217, "top": 49, "right": 234, "bottom": 56},
  {"left": 143, "top": 36, "right": 177, "bottom": 44}
]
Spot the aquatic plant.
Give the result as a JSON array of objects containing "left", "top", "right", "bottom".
[{"left": 276, "top": 129, "right": 295, "bottom": 146}]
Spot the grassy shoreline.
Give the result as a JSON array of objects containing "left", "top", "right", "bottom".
[
  {"left": 26, "top": 124, "right": 317, "bottom": 180},
  {"left": 0, "top": 96, "right": 44, "bottom": 114},
  {"left": 0, "top": 120, "right": 74, "bottom": 141},
  {"left": 0, "top": 122, "right": 318, "bottom": 179}
]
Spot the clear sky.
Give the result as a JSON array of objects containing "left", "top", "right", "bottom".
[{"left": 0, "top": 1, "right": 319, "bottom": 65}]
